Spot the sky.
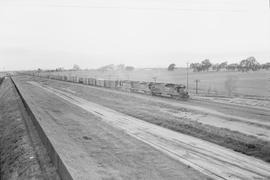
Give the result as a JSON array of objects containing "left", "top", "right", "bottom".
[{"left": 0, "top": 0, "right": 269, "bottom": 70}]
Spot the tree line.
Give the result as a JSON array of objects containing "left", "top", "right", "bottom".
[{"left": 189, "top": 57, "right": 270, "bottom": 72}]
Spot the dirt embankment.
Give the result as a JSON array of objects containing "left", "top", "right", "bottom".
[{"left": 0, "top": 78, "right": 59, "bottom": 180}]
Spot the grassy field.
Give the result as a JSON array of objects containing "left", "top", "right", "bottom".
[{"left": 40, "top": 68, "right": 270, "bottom": 99}]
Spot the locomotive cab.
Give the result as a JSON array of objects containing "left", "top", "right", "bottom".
[{"left": 149, "top": 83, "right": 189, "bottom": 99}]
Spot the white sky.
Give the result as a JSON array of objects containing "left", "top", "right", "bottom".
[{"left": 0, "top": 0, "right": 269, "bottom": 70}]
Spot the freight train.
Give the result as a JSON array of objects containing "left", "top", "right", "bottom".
[{"left": 31, "top": 73, "right": 189, "bottom": 100}]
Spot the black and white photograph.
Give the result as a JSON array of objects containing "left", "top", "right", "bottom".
[{"left": 0, "top": 0, "right": 270, "bottom": 179}]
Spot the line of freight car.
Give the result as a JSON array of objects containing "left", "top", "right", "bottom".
[{"left": 31, "top": 73, "right": 189, "bottom": 99}]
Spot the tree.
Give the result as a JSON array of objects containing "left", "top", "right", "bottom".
[
  {"left": 190, "top": 63, "right": 203, "bottom": 72},
  {"left": 239, "top": 57, "right": 260, "bottom": 72},
  {"left": 212, "top": 63, "right": 220, "bottom": 71},
  {"left": 125, "top": 66, "right": 135, "bottom": 71},
  {"left": 72, "top": 64, "right": 81, "bottom": 71},
  {"left": 201, "top": 59, "right": 212, "bottom": 71},
  {"left": 56, "top": 67, "right": 64, "bottom": 71},
  {"left": 116, "top": 64, "right": 125, "bottom": 70},
  {"left": 219, "top": 61, "right": 228, "bottom": 69},
  {"left": 262, "top": 62, "right": 270, "bottom": 70},
  {"left": 98, "top": 64, "right": 114, "bottom": 72},
  {"left": 247, "top": 57, "right": 260, "bottom": 71},
  {"left": 226, "top": 63, "right": 239, "bottom": 71},
  {"left": 168, "top": 63, "right": 176, "bottom": 71},
  {"left": 239, "top": 59, "right": 247, "bottom": 72}
]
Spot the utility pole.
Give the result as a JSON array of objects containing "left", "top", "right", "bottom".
[
  {"left": 186, "top": 62, "right": 189, "bottom": 90},
  {"left": 153, "top": 77, "right": 157, "bottom": 83},
  {"left": 195, "top": 79, "right": 200, "bottom": 94}
]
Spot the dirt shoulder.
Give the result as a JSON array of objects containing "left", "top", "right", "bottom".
[
  {"left": 0, "top": 77, "right": 59, "bottom": 180},
  {"left": 25, "top": 75, "right": 270, "bottom": 163}
]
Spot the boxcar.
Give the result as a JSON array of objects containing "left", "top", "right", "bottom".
[
  {"left": 96, "top": 79, "right": 105, "bottom": 87},
  {"left": 117, "top": 80, "right": 132, "bottom": 92},
  {"left": 131, "top": 81, "right": 151, "bottom": 95},
  {"left": 104, "top": 80, "right": 116, "bottom": 88}
]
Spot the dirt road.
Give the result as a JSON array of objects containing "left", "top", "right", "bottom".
[{"left": 12, "top": 75, "right": 270, "bottom": 179}]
